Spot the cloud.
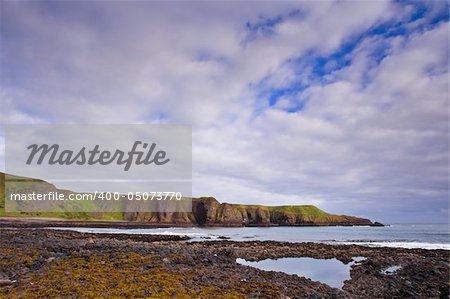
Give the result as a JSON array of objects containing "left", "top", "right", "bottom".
[{"left": 1, "top": 0, "right": 448, "bottom": 222}]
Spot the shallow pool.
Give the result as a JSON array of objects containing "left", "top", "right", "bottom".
[{"left": 236, "top": 257, "right": 360, "bottom": 289}]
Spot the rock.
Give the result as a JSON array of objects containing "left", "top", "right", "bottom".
[
  {"left": 0, "top": 279, "right": 15, "bottom": 287},
  {"left": 46, "top": 257, "right": 55, "bottom": 263},
  {"left": 123, "top": 197, "right": 374, "bottom": 227},
  {"left": 0, "top": 172, "right": 375, "bottom": 228},
  {"left": 0, "top": 229, "right": 448, "bottom": 298}
]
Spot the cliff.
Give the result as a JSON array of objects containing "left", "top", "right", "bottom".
[
  {"left": 0, "top": 172, "right": 376, "bottom": 226},
  {"left": 124, "top": 197, "right": 374, "bottom": 226}
]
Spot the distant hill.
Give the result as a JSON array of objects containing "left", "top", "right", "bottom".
[{"left": 0, "top": 172, "right": 376, "bottom": 226}]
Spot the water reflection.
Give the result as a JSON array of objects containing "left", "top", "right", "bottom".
[
  {"left": 381, "top": 265, "right": 401, "bottom": 275},
  {"left": 236, "top": 257, "right": 352, "bottom": 289}
]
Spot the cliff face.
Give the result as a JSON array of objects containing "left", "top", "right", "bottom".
[
  {"left": 124, "top": 197, "right": 373, "bottom": 226},
  {"left": 0, "top": 172, "right": 374, "bottom": 226}
]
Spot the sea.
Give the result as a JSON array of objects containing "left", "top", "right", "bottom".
[{"left": 50, "top": 223, "right": 450, "bottom": 250}]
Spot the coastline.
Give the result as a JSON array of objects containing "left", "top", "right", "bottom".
[
  {"left": 0, "top": 217, "right": 383, "bottom": 229},
  {"left": 1, "top": 217, "right": 448, "bottom": 250},
  {"left": 0, "top": 228, "right": 448, "bottom": 298}
]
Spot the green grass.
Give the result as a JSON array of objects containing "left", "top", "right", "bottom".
[
  {"left": 231, "top": 204, "right": 329, "bottom": 216},
  {"left": 0, "top": 172, "right": 367, "bottom": 224},
  {"left": 0, "top": 172, "right": 124, "bottom": 220},
  {"left": 268, "top": 205, "right": 328, "bottom": 216},
  {"left": 231, "top": 203, "right": 366, "bottom": 223}
]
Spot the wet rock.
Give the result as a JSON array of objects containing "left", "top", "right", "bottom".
[
  {"left": 0, "top": 228, "right": 447, "bottom": 298},
  {"left": 0, "top": 279, "right": 15, "bottom": 287},
  {"left": 46, "top": 257, "right": 56, "bottom": 263}
]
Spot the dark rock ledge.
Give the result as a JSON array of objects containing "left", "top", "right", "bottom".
[{"left": 0, "top": 228, "right": 447, "bottom": 298}]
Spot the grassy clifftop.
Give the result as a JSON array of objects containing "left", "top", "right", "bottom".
[
  {"left": 0, "top": 172, "right": 121, "bottom": 220},
  {"left": 233, "top": 204, "right": 329, "bottom": 217},
  {"left": 0, "top": 172, "right": 374, "bottom": 226}
]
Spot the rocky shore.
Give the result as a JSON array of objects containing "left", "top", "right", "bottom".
[{"left": 0, "top": 228, "right": 448, "bottom": 298}]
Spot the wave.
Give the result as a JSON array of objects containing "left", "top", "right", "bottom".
[
  {"left": 47, "top": 227, "right": 450, "bottom": 250},
  {"left": 48, "top": 227, "right": 209, "bottom": 237},
  {"left": 142, "top": 230, "right": 208, "bottom": 237},
  {"left": 330, "top": 241, "right": 450, "bottom": 250}
]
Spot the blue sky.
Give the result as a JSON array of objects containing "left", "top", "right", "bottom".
[{"left": 1, "top": 0, "right": 449, "bottom": 223}]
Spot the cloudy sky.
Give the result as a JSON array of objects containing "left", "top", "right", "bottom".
[{"left": 1, "top": 1, "right": 449, "bottom": 223}]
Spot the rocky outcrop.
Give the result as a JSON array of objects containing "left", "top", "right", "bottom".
[
  {"left": 125, "top": 197, "right": 375, "bottom": 227},
  {"left": 0, "top": 172, "right": 377, "bottom": 227}
]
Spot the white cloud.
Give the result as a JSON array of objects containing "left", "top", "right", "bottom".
[{"left": 1, "top": 1, "right": 448, "bottom": 222}]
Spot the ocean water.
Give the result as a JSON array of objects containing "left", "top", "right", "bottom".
[{"left": 49, "top": 223, "right": 450, "bottom": 250}]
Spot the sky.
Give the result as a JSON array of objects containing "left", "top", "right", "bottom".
[{"left": 0, "top": 0, "right": 449, "bottom": 223}]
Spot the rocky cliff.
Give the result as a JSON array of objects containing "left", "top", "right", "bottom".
[
  {"left": 124, "top": 197, "right": 374, "bottom": 226},
  {"left": 0, "top": 172, "right": 376, "bottom": 226}
]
